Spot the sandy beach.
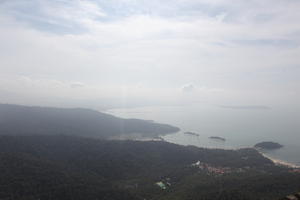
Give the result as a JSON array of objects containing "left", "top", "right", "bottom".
[{"left": 259, "top": 152, "right": 300, "bottom": 169}]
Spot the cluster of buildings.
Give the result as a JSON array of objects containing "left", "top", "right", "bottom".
[
  {"left": 289, "top": 168, "right": 300, "bottom": 173},
  {"left": 191, "top": 161, "right": 245, "bottom": 175},
  {"left": 279, "top": 192, "right": 300, "bottom": 200}
]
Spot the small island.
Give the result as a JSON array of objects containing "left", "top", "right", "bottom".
[
  {"left": 254, "top": 141, "right": 283, "bottom": 150},
  {"left": 209, "top": 136, "right": 226, "bottom": 141},
  {"left": 184, "top": 132, "right": 199, "bottom": 136}
]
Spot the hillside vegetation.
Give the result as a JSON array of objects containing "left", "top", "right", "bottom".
[
  {"left": 0, "top": 104, "right": 299, "bottom": 200},
  {"left": 0, "top": 135, "right": 299, "bottom": 200},
  {"left": 0, "top": 104, "right": 179, "bottom": 139}
]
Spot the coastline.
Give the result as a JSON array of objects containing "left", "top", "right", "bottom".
[
  {"left": 112, "top": 132, "right": 300, "bottom": 169},
  {"left": 258, "top": 151, "right": 300, "bottom": 169}
]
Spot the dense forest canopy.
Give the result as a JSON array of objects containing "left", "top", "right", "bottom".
[
  {"left": 1, "top": 0, "right": 300, "bottom": 199},
  {"left": 0, "top": 104, "right": 299, "bottom": 200},
  {"left": 0, "top": 135, "right": 299, "bottom": 200}
]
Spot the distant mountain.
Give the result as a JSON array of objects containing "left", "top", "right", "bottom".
[{"left": 0, "top": 104, "right": 179, "bottom": 138}]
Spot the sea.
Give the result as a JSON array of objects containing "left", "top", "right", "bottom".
[{"left": 106, "top": 104, "right": 300, "bottom": 166}]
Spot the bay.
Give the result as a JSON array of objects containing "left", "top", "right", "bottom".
[{"left": 106, "top": 104, "right": 300, "bottom": 166}]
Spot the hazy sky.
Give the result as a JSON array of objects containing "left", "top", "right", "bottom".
[{"left": 0, "top": 0, "right": 299, "bottom": 110}]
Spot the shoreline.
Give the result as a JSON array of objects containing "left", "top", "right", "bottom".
[
  {"left": 164, "top": 135, "right": 300, "bottom": 169},
  {"left": 258, "top": 151, "right": 300, "bottom": 169},
  {"left": 132, "top": 137, "right": 300, "bottom": 169},
  {"left": 104, "top": 121, "right": 300, "bottom": 169}
]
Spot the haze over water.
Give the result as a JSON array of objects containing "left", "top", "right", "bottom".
[
  {"left": 107, "top": 104, "right": 300, "bottom": 166},
  {"left": 0, "top": 0, "right": 299, "bottom": 167}
]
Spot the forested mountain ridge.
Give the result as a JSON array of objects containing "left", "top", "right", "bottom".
[{"left": 0, "top": 104, "right": 179, "bottom": 138}]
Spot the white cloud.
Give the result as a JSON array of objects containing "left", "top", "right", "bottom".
[
  {"left": 0, "top": 0, "right": 299, "bottom": 109},
  {"left": 70, "top": 82, "right": 86, "bottom": 88},
  {"left": 43, "top": 0, "right": 106, "bottom": 23},
  {"left": 181, "top": 84, "right": 195, "bottom": 92}
]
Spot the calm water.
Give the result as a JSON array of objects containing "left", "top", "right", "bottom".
[{"left": 106, "top": 104, "right": 300, "bottom": 166}]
